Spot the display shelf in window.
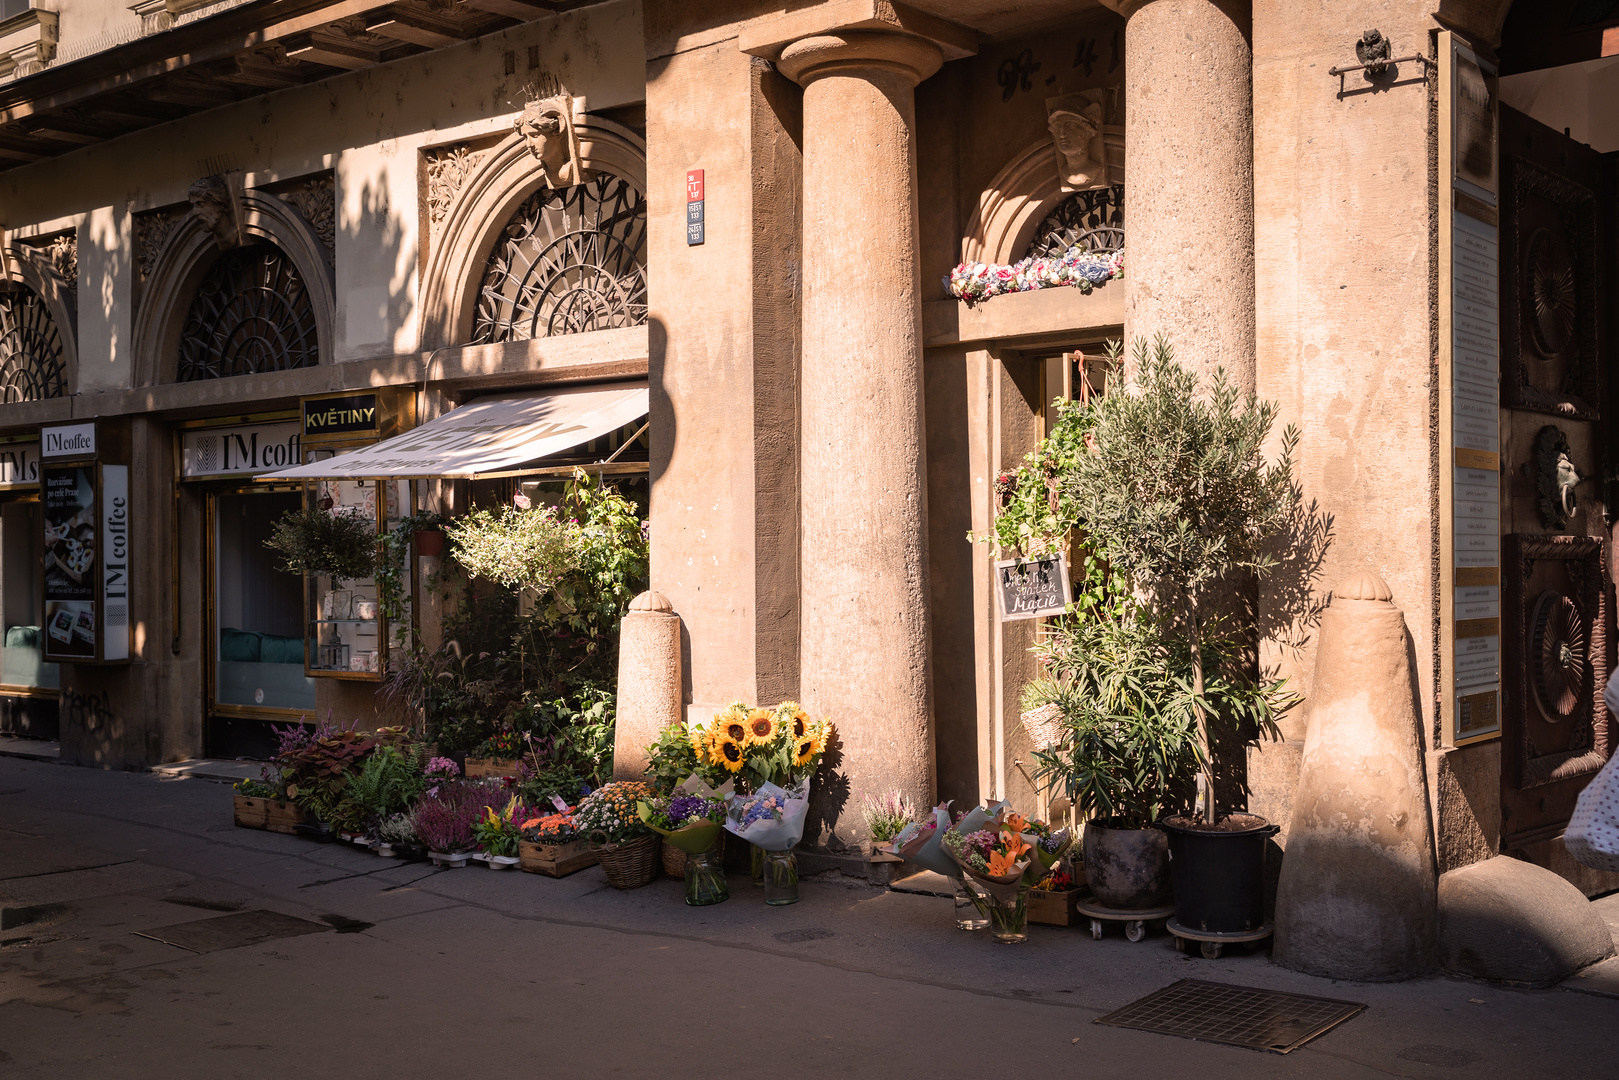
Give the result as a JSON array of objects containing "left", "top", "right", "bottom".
[{"left": 295, "top": 448, "right": 412, "bottom": 681}]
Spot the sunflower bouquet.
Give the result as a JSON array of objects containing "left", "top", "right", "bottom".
[{"left": 688, "top": 701, "right": 834, "bottom": 792}]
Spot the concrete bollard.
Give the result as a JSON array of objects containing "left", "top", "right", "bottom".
[
  {"left": 611, "top": 591, "right": 683, "bottom": 782},
  {"left": 1273, "top": 570, "right": 1438, "bottom": 980}
]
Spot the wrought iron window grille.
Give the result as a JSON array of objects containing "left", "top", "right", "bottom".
[
  {"left": 0, "top": 284, "right": 68, "bottom": 402},
  {"left": 1025, "top": 184, "right": 1125, "bottom": 261},
  {"left": 177, "top": 243, "right": 319, "bottom": 382}
]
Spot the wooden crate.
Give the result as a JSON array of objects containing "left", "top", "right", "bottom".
[
  {"left": 464, "top": 756, "right": 521, "bottom": 778},
  {"left": 1028, "top": 887, "right": 1083, "bottom": 926},
  {"left": 263, "top": 799, "right": 308, "bottom": 835},
  {"left": 233, "top": 795, "right": 269, "bottom": 829},
  {"left": 518, "top": 839, "right": 597, "bottom": 877}
]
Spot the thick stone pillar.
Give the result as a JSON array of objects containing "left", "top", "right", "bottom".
[
  {"left": 1106, "top": 0, "right": 1255, "bottom": 387},
  {"left": 612, "top": 591, "right": 683, "bottom": 782},
  {"left": 743, "top": 8, "right": 974, "bottom": 843}
]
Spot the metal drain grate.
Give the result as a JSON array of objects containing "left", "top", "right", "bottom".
[
  {"left": 135, "top": 909, "right": 329, "bottom": 954},
  {"left": 1095, "top": 979, "right": 1366, "bottom": 1054}
]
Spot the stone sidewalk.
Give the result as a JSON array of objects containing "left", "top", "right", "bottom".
[{"left": 2, "top": 755, "right": 1617, "bottom": 1080}]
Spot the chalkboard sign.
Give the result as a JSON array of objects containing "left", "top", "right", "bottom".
[{"left": 995, "top": 555, "right": 1071, "bottom": 621}]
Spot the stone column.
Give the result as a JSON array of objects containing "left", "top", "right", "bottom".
[
  {"left": 1105, "top": 0, "right": 1256, "bottom": 387},
  {"left": 743, "top": 10, "right": 973, "bottom": 843},
  {"left": 612, "top": 591, "right": 683, "bottom": 782}
]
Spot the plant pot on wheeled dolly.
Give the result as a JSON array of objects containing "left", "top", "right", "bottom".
[{"left": 1158, "top": 814, "right": 1278, "bottom": 959}]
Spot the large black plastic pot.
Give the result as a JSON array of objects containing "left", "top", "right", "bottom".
[
  {"left": 1158, "top": 814, "right": 1279, "bottom": 932},
  {"left": 1084, "top": 819, "right": 1171, "bottom": 908}
]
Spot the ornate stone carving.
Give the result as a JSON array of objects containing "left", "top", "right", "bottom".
[
  {"left": 1045, "top": 89, "right": 1122, "bottom": 192},
  {"left": 513, "top": 96, "right": 593, "bottom": 189},
  {"left": 133, "top": 207, "right": 185, "bottom": 282},
  {"left": 275, "top": 175, "right": 335, "bottom": 252},
  {"left": 187, "top": 172, "right": 247, "bottom": 251},
  {"left": 1355, "top": 29, "right": 1391, "bottom": 77},
  {"left": 424, "top": 144, "right": 489, "bottom": 231},
  {"left": 1532, "top": 425, "right": 1581, "bottom": 530},
  {"left": 18, "top": 234, "right": 76, "bottom": 297}
]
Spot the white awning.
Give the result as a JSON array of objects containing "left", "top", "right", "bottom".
[{"left": 257, "top": 384, "right": 648, "bottom": 480}]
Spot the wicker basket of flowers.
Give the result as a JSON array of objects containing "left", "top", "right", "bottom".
[{"left": 578, "top": 781, "right": 660, "bottom": 889}]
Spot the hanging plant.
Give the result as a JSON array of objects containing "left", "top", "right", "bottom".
[
  {"left": 264, "top": 507, "right": 378, "bottom": 583},
  {"left": 446, "top": 501, "right": 579, "bottom": 596}
]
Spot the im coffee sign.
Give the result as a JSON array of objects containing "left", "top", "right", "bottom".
[{"left": 995, "top": 555, "right": 1072, "bottom": 621}]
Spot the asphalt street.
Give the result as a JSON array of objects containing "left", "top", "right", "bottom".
[{"left": 2, "top": 755, "right": 1617, "bottom": 1080}]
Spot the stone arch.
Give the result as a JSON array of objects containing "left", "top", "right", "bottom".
[
  {"left": 418, "top": 115, "right": 648, "bottom": 350},
  {"left": 0, "top": 241, "right": 77, "bottom": 398},
  {"left": 132, "top": 190, "right": 335, "bottom": 387},
  {"left": 960, "top": 140, "right": 1072, "bottom": 266}
]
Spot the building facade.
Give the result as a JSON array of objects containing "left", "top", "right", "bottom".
[{"left": 1, "top": 0, "right": 1615, "bottom": 890}]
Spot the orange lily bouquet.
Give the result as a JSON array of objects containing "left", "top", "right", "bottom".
[{"left": 943, "top": 810, "right": 1076, "bottom": 943}]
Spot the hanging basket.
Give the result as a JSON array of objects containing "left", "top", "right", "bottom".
[{"left": 591, "top": 832, "right": 660, "bottom": 890}]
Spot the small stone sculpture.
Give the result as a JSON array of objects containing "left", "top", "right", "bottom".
[
  {"left": 1047, "top": 99, "right": 1108, "bottom": 190},
  {"left": 514, "top": 96, "right": 592, "bottom": 189},
  {"left": 1356, "top": 29, "right": 1391, "bottom": 77},
  {"left": 187, "top": 173, "right": 245, "bottom": 250}
]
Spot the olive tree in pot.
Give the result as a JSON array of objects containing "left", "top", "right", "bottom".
[{"left": 1008, "top": 336, "right": 1300, "bottom": 930}]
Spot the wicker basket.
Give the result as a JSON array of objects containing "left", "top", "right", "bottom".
[
  {"left": 593, "top": 832, "right": 660, "bottom": 890},
  {"left": 661, "top": 833, "right": 725, "bottom": 878}
]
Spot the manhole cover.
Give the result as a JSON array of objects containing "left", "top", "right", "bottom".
[
  {"left": 1095, "top": 979, "right": 1365, "bottom": 1054},
  {"left": 135, "top": 910, "right": 329, "bottom": 954}
]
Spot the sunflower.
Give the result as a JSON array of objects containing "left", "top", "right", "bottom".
[
  {"left": 717, "top": 707, "right": 749, "bottom": 745},
  {"left": 716, "top": 736, "right": 747, "bottom": 773},
  {"left": 792, "top": 737, "right": 817, "bottom": 767},
  {"left": 688, "top": 724, "right": 708, "bottom": 759},
  {"left": 746, "top": 708, "right": 778, "bottom": 745},
  {"left": 812, "top": 720, "right": 834, "bottom": 755}
]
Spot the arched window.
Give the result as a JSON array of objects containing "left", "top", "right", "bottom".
[
  {"left": 470, "top": 174, "right": 647, "bottom": 344},
  {"left": 0, "top": 283, "right": 67, "bottom": 402},
  {"left": 177, "top": 243, "right": 319, "bottom": 381},
  {"left": 1024, "top": 183, "right": 1125, "bottom": 260}
]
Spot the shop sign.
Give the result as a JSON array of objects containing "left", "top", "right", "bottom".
[
  {"left": 303, "top": 394, "right": 380, "bottom": 438},
  {"left": 995, "top": 555, "right": 1071, "bottom": 621},
  {"left": 41, "top": 422, "right": 96, "bottom": 459},
  {"left": 0, "top": 441, "right": 41, "bottom": 488},
  {"left": 181, "top": 423, "right": 302, "bottom": 478},
  {"left": 101, "top": 465, "right": 129, "bottom": 662},
  {"left": 42, "top": 464, "right": 98, "bottom": 660}
]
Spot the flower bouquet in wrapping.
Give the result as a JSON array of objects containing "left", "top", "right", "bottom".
[
  {"left": 943, "top": 811, "right": 1073, "bottom": 942},
  {"left": 884, "top": 800, "right": 1009, "bottom": 880},
  {"left": 637, "top": 776, "right": 732, "bottom": 855},
  {"left": 725, "top": 780, "right": 811, "bottom": 903}
]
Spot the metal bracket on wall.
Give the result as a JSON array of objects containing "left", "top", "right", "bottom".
[{"left": 1328, "top": 29, "right": 1431, "bottom": 82}]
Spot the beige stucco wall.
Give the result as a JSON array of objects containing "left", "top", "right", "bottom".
[{"left": 1, "top": 1, "right": 645, "bottom": 376}]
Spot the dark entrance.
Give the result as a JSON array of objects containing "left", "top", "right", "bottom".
[{"left": 1496, "top": 103, "right": 1619, "bottom": 890}]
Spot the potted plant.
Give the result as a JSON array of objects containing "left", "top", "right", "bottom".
[
  {"left": 264, "top": 506, "right": 379, "bottom": 584},
  {"left": 232, "top": 776, "right": 277, "bottom": 829},
  {"left": 376, "top": 812, "right": 419, "bottom": 858},
  {"left": 1014, "top": 336, "right": 1298, "bottom": 930},
  {"left": 411, "top": 783, "right": 483, "bottom": 867},
  {"left": 472, "top": 795, "right": 525, "bottom": 869},
  {"left": 517, "top": 807, "right": 596, "bottom": 877},
  {"left": 576, "top": 780, "right": 660, "bottom": 889},
  {"left": 344, "top": 744, "right": 427, "bottom": 845}
]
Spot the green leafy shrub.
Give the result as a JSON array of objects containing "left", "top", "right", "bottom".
[{"left": 264, "top": 507, "right": 378, "bottom": 582}]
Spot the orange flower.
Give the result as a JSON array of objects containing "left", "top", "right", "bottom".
[
  {"left": 999, "top": 830, "right": 1029, "bottom": 859},
  {"left": 1004, "top": 812, "right": 1028, "bottom": 834},
  {"left": 987, "top": 849, "right": 1020, "bottom": 876}
]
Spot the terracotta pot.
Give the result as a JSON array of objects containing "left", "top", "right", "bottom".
[
  {"left": 1084, "top": 820, "right": 1171, "bottom": 909},
  {"left": 414, "top": 529, "right": 445, "bottom": 557}
]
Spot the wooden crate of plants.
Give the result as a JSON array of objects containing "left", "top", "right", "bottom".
[
  {"left": 233, "top": 795, "right": 269, "bottom": 829},
  {"left": 464, "top": 756, "right": 521, "bottom": 778},
  {"left": 263, "top": 799, "right": 308, "bottom": 835},
  {"left": 518, "top": 839, "right": 597, "bottom": 878}
]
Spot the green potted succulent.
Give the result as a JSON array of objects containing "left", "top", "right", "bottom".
[{"left": 1005, "top": 336, "right": 1299, "bottom": 928}]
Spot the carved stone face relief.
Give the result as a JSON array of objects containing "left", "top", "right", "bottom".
[
  {"left": 1045, "top": 89, "right": 1119, "bottom": 192},
  {"left": 187, "top": 173, "right": 244, "bottom": 251},
  {"left": 514, "top": 96, "right": 592, "bottom": 190}
]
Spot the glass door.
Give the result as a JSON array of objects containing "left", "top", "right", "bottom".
[
  {"left": 0, "top": 497, "right": 59, "bottom": 691},
  {"left": 210, "top": 486, "right": 316, "bottom": 714}
]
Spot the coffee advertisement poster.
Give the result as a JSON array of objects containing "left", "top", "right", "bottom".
[{"left": 43, "top": 465, "right": 97, "bottom": 659}]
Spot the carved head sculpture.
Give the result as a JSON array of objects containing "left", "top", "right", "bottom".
[
  {"left": 1047, "top": 101, "right": 1107, "bottom": 190},
  {"left": 1533, "top": 424, "right": 1583, "bottom": 530},
  {"left": 187, "top": 174, "right": 242, "bottom": 250},
  {"left": 1556, "top": 450, "right": 1580, "bottom": 518},
  {"left": 514, "top": 96, "right": 591, "bottom": 189}
]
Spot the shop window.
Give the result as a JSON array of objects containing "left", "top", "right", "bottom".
[
  {"left": 0, "top": 499, "right": 59, "bottom": 689},
  {"left": 469, "top": 174, "right": 648, "bottom": 343},
  {"left": 1025, "top": 184, "right": 1125, "bottom": 260},
  {"left": 213, "top": 489, "right": 315, "bottom": 711},
  {"left": 0, "top": 283, "right": 67, "bottom": 402},
  {"left": 177, "top": 243, "right": 319, "bottom": 381}
]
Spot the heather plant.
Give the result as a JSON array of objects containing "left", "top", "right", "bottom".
[
  {"left": 860, "top": 789, "right": 918, "bottom": 843},
  {"left": 409, "top": 783, "right": 485, "bottom": 854}
]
